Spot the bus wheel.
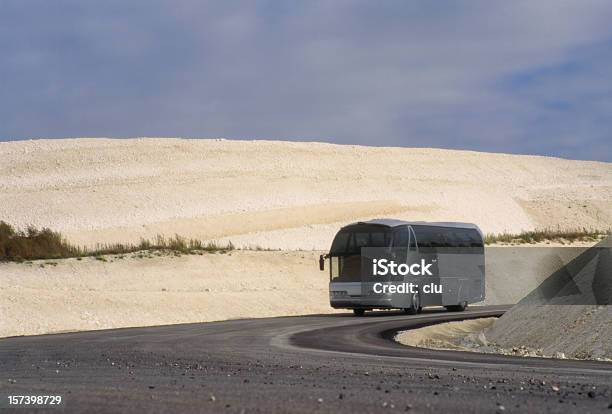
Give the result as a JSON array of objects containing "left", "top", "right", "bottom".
[
  {"left": 404, "top": 292, "right": 421, "bottom": 315},
  {"left": 445, "top": 301, "right": 468, "bottom": 312},
  {"left": 353, "top": 309, "right": 365, "bottom": 317}
]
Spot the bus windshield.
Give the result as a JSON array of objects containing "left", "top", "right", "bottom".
[{"left": 330, "top": 225, "right": 407, "bottom": 256}]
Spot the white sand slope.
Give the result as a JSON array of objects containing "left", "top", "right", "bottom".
[
  {"left": 1, "top": 138, "right": 610, "bottom": 249},
  {"left": 1, "top": 138, "right": 611, "bottom": 339},
  {"left": 0, "top": 251, "right": 338, "bottom": 338},
  {"left": 0, "top": 246, "right": 591, "bottom": 337}
]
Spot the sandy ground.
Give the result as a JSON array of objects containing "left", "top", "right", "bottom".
[
  {"left": 1, "top": 138, "right": 611, "bottom": 345},
  {"left": 1, "top": 138, "right": 611, "bottom": 249},
  {"left": 395, "top": 317, "right": 498, "bottom": 351},
  {"left": 0, "top": 251, "right": 340, "bottom": 337},
  {"left": 486, "top": 305, "right": 612, "bottom": 360},
  {"left": 395, "top": 307, "right": 611, "bottom": 361},
  {"left": 0, "top": 246, "right": 591, "bottom": 338}
]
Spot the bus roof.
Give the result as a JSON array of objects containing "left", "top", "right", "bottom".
[{"left": 344, "top": 218, "right": 482, "bottom": 232}]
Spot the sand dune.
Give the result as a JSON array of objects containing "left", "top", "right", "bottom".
[
  {"left": 0, "top": 251, "right": 337, "bottom": 338},
  {"left": 1, "top": 138, "right": 611, "bottom": 339},
  {"left": 0, "top": 246, "right": 589, "bottom": 337},
  {"left": 1, "top": 138, "right": 610, "bottom": 249}
]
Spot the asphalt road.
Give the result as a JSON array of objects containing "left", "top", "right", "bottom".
[{"left": 0, "top": 305, "right": 611, "bottom": 413}]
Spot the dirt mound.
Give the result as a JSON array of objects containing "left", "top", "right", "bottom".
[{"left": 484, "top": 236, "right": 612, "bottom": 359}]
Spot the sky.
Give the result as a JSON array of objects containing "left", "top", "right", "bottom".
[{"left": 1, "top": 0, "right": 611, "bottom": 161}]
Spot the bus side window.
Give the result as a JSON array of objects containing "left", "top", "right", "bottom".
[{"left": 393, "top": 229, "right": 408, "bottom": 247}]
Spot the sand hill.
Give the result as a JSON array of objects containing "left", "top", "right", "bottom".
[
  {"left": 1, "top": 138, "right": 611, "bottom": 249},
  {"left": 0, "top": 246, "right": 581, "bottom": 337},
  {"left": 1, "top": 138, "right": 611, "bottom": 339}
]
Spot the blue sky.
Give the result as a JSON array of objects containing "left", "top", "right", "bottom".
[{"left": 1, "top": 1, "right": 611, "bottom": 161}]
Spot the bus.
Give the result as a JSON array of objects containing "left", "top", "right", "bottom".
[{"left": 319, "top": 219, "right": 485, "bottom": 316}]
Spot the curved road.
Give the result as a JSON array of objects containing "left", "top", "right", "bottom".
[{"left": 0, "top": 306, "right": 610, "bottom": 413}]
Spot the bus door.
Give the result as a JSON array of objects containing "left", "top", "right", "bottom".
[{"left": 411, "top": 225, "right": 442, "bottom": 307}]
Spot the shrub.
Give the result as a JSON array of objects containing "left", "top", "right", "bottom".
[
  {"left": 0, "top": 221, "right": 235, "bottom": 262},
  {"left": 0, "top": 221, "right": 81, "bottom": 261},
  {"left": 485, "top": 228, "right": 609, "bottom": 245}
]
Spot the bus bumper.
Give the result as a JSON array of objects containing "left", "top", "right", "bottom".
[{"left": 330, "top": 297, "right": 393, "bottom": 309}]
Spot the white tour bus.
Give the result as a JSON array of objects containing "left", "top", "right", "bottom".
[{"left": 319, "top": 219, "right": 485, "bottom": 316}]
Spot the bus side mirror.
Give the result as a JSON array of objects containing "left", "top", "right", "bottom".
[{"left": 319, "top": 254, "right": 325, "bottom": 271}]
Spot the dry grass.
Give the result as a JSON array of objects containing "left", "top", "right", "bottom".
[
  {"left": 3, "top": 221, "right": 608, "bottom": 262},
  {"left": 484, "top": 228, "right": 609, "bottom": 245},
  {"left": 87, "top": 234, "right": 235, "bottom": 256},
  {"left": 0, "top": 221, "right": 234, "bottom": 262},
  {"left": 0, "top": 221, "right": 80, "bottom": 261}
]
